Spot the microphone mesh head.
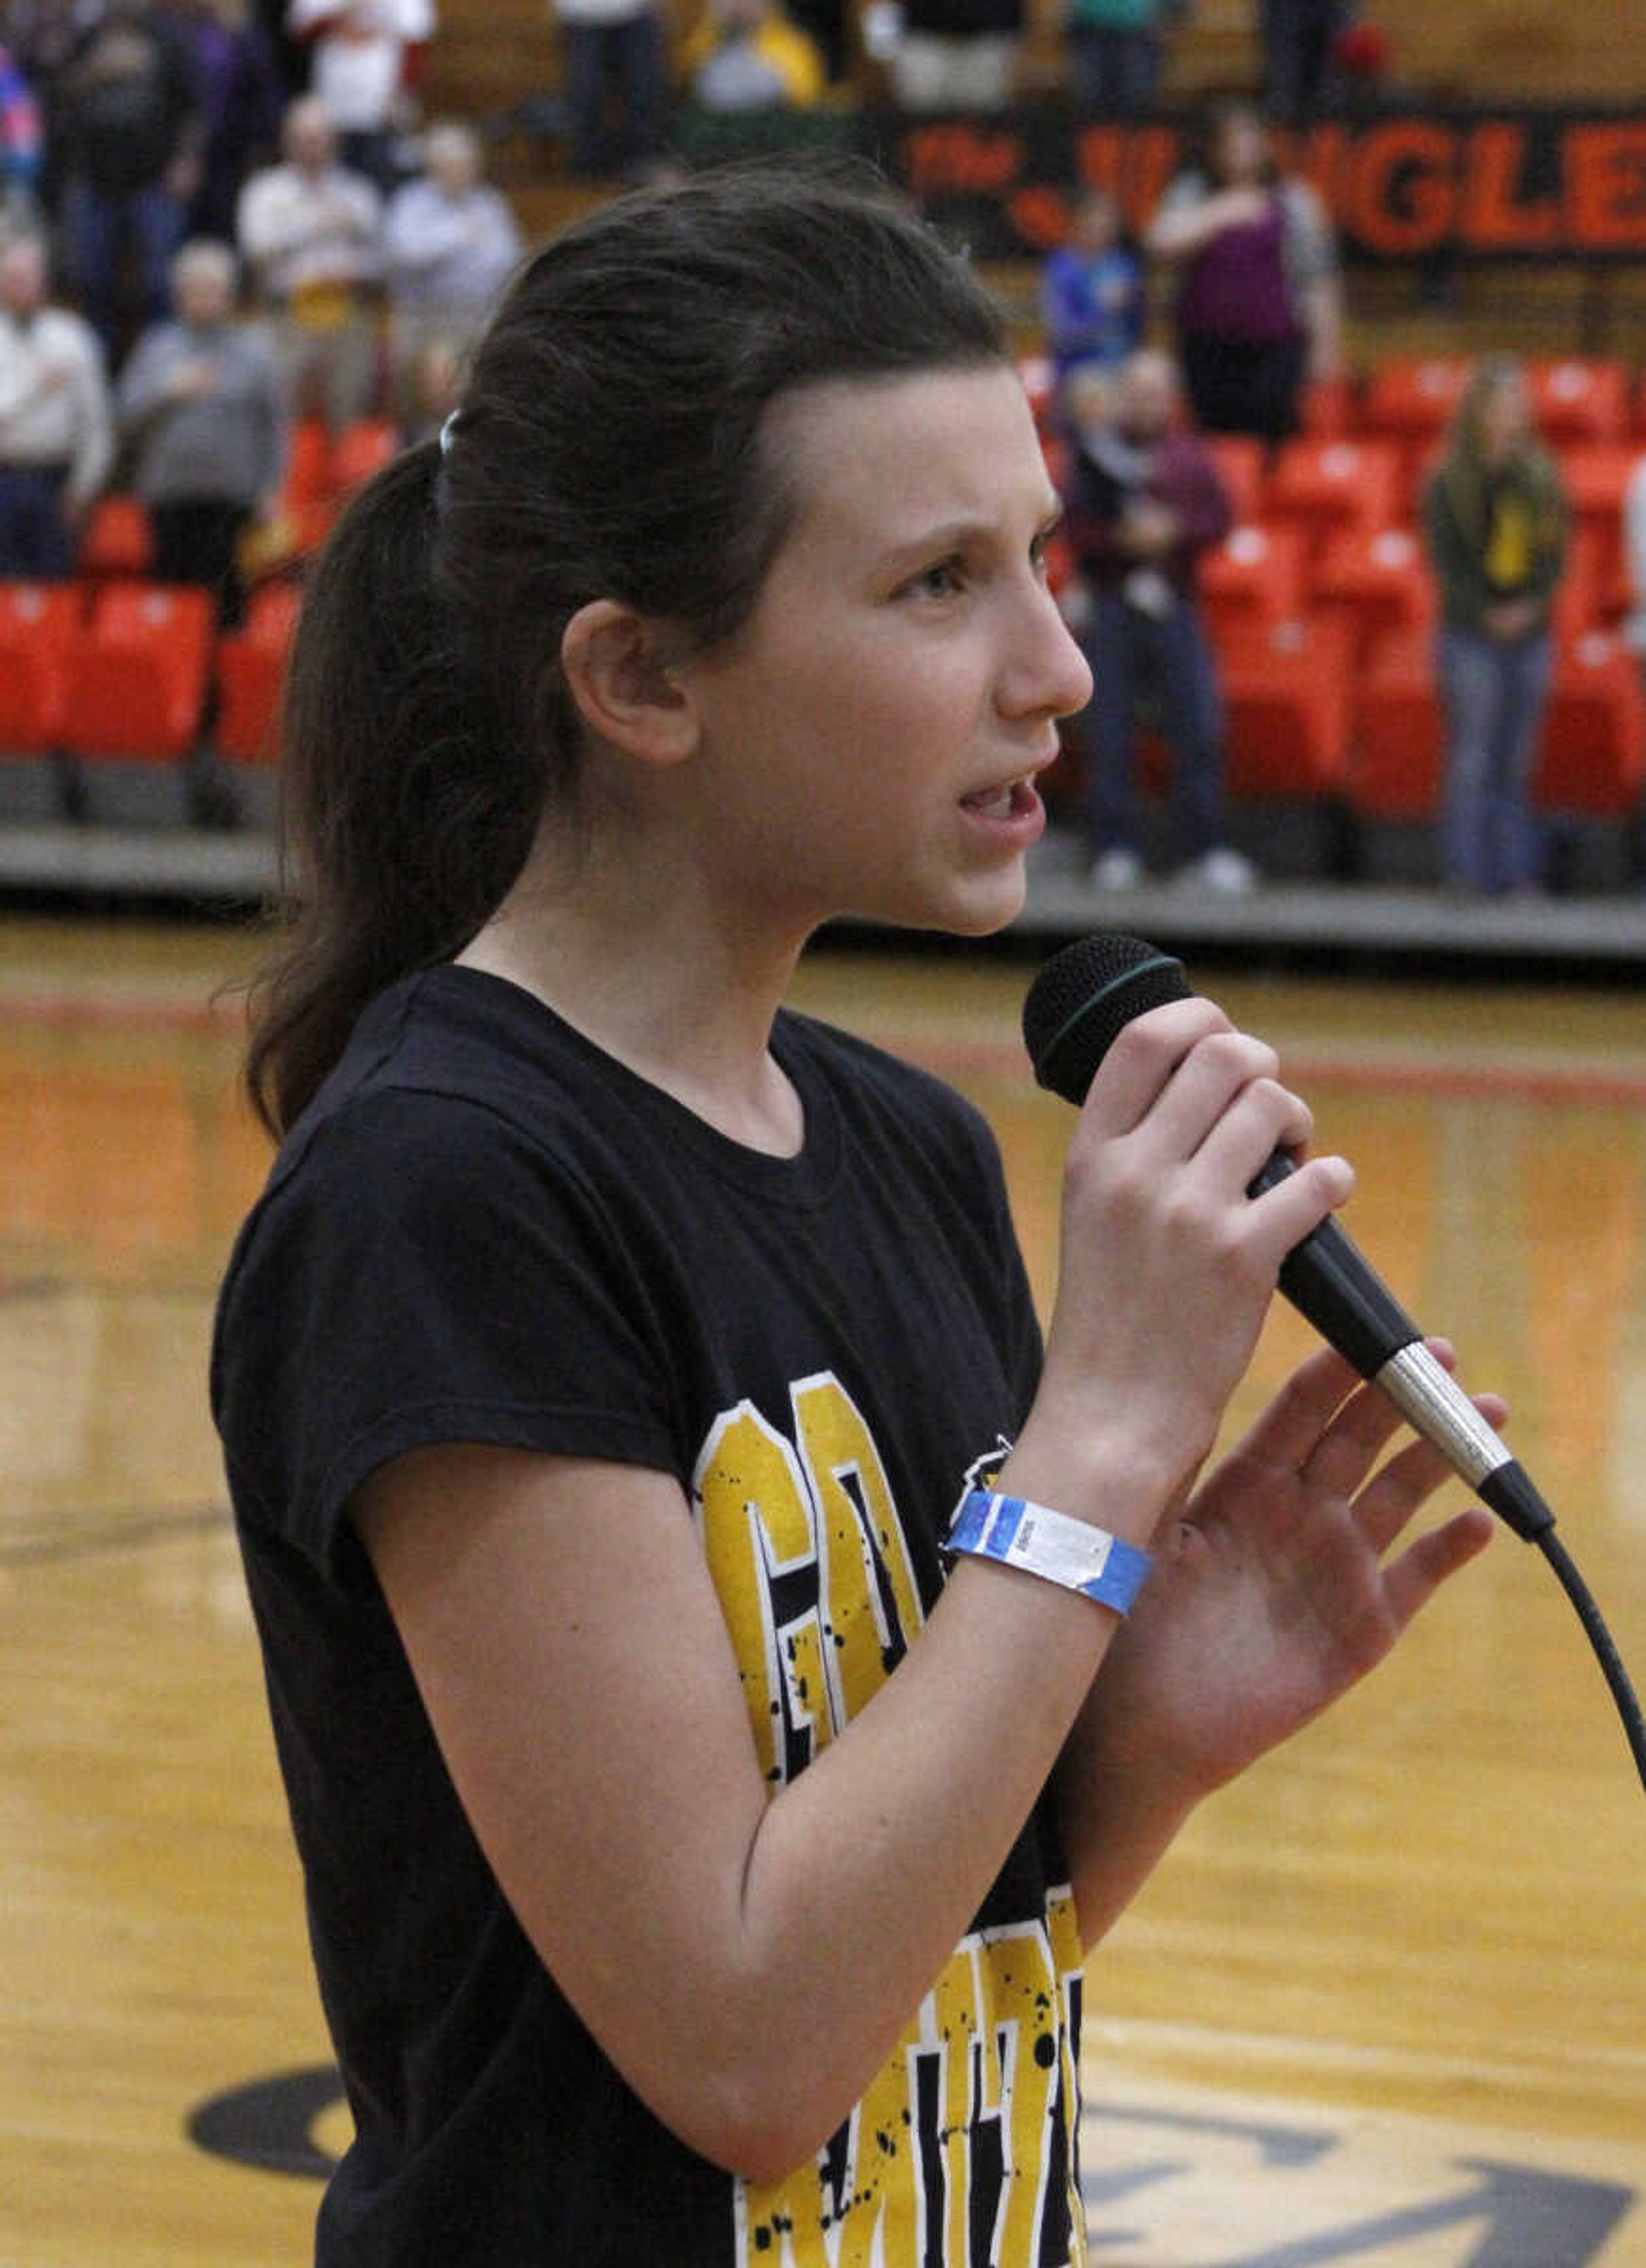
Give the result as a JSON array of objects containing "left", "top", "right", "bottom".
[{"left": 1022, "top": 933, "right": 1192, "bottom": 1103}]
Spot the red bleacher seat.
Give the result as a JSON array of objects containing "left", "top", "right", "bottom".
[
  {"left": 1552, "top": 524, "right": 1604, "bottom": 640},
  {"left": 1527, "top": 358, "right": 1630, "bottom": 448},
  {"left": 1201, "top": 434, "right": 1265, "bottom": 526},
  {"left": 271, "top": 416, "right": 401, "bottom": 556},
  {"left": 1310, "top": 524, "right": 1433, "bottom": 662},
  {"left": 1534, "top": 629, "right": 1646, "bottom": 816},
  {"left": 0, "top": 580, "right": 82, "bottom": 750},
  {"left": 1360, "top": 358, "right": 1470, "bottom": 513},
  {"left": 1349, "top": 626, "right": 1443, "bottom": 820},
  {"left": 1299, "top": 373, "right": 1355, "bottom": 439},
  {"left": 329, "top": 417, "right": 399, "bottom": 498},
  {"left": 280, "top": 415, "right": 335, "bottom": 548},
  {"left": 78, "top": 493, "right": 152, "bottom": 579},
  {"left": 1559, "top": 443, "right": 1640, "bottom": 621},
  {"left": 1361, "top": 357, "right": 1471, "bottom": 447},
  {"left": 215, "top": 581, "right": 302, "bottom": 765},
  {"left": 285, "top": 415, "right": 329, "bottom": 502},
  {"left": 60, "top": 581, "right": 214, "bottom": 761},
  {"left": 1217, "top": 615, "right": 1354, "bottom": 800},
  {"left": 1265, "top": 437, "right": 1403, "bottom": 560},
  {"left": 1200, "top": 521, "right": 1309, "bottom": 646}
]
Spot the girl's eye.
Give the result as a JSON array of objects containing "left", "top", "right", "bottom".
[{"left": 907, "top": 556, "right": 967, "bottom": 602}]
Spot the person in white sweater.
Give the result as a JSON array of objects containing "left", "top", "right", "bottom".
[
  {"left": 236, "top": 92, "right": 384, "bottom": 429},
  {"left": 0, "top": 230, "right": 112, "bottom": 576}
]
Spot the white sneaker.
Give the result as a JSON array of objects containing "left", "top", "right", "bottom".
[
  {"left": 1179, "top": 845, "right": 1258, "bottom": 895},
  {"left": 1089, "top": 846, "right": 1145, "bottom": 890}
]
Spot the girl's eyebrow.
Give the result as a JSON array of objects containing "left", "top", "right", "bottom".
[{"left": 876, "top": 497, "right": 1063, "bottom": 575}]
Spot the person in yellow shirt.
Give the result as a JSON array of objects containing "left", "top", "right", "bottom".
[
  {"left": 1422, "top": 356, "right": 1567, "bottom": 896},
  {"left": 682, "top": 0, "right": 826, "bottom": 109}
]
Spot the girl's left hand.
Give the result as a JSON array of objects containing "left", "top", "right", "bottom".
[{"left": 1087, "top": 1341, "right": 1497, "bottom": 1799}]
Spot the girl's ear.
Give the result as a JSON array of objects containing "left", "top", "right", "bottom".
[{"left": 560, "top": 600, "right": 699, "bottom": 767}]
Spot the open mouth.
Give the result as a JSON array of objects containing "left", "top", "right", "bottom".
[{"left": 961, "top": 777, "right": 1037, "bottom": 821}]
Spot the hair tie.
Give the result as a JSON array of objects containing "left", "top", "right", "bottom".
[{"left": 439, "top": 409, "right": 460, "bottom": 457}]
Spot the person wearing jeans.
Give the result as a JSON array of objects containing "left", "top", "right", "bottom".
[
  {"left": 1084, "top": 578, "right": 1232, "bottom": 876},
  {"left": 1063, "top": 347, "right": 1256, "bottom": 893},
  {"left": 552, "top": 0, "right": 664, "bottom": 177},
  {"left": 1423, "top": 358, "right": 1567, "bottom": 896},
  {"left": 1433, "top": 622, "right": 1553, "bottom": 897}
]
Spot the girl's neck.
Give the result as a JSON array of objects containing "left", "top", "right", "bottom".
[{"left": 457, "top": 831, "right": 808, "bottom": 1158}]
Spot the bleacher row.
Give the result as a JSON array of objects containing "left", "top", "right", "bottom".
[
  {"left": 0, "top": 415, "right": 402, "bottom": 829},
  {"left": 3, "top": 361, "right": 1645, "bottom": 872},
  {"left": 1027, "top": 352, "right": 1646, "bottom": 872}
]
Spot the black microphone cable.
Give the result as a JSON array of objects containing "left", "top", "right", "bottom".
[
  {"left": 1534, "top": 1527, "right": 1646, "bottom": 1795},
  {"left": 1023, "top": 931, "right": 1646, "bottom": 1798}
]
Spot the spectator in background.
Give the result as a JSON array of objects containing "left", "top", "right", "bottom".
[
  {"left": 0, "top": 229, "right": 113, "bottom": 574},
  {"left": 117, "top": 236, "right": 282, "bottom": 623},
  {"left": 1625, "top": 455, "right": 1646, "bottom": 884},
  {"left": 382, "top": 119, "right": 520, "bottom": 412},
  {"left": 1039, "top": 185, "right": 1143, "bottom": 390},
  {"left": 237, "top": 92, "right": 384, "bottom": 429},
  {"left": 1063, "top": 346, "right": 1255, "bottom": 893},
  {"left": 1145, "top": 94, "right": 1340, "bottom": 446},
  {"left": 285, "top": 0, "right": 433, "bottom": 191},
  {"left": 550, "top": 0, "right": 664, "bottom": 179},
  {"left": 54, "top": 0, "right": 205, "bottom": 362},
  {"left": 681, "top": 0, "right": 825, "bottom": 112},
  {"left": 0, "top": 38, "right": 42, "bottom": 226},
  {"left": 888, "top": 0, "right": 1021, "bottom": 111},
  {"left": 1423, "top": 356, "right": 1566, "bottom": 898},
  {"left": 0, "top": 0, "right": 104, "bottom": 210},
  {"left": 1064, "top": 0, "right": 1179, "bottom": 116},
  {"left": 1259, "top": 0, "right": 1344, "bottom": 124},
  {"left": 166, "top": 0, "right": 288, "bottom": 241}
]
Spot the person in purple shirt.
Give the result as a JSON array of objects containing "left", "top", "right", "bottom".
[
  {"left": 1063, "top": 346, "right": 1256, "bottom": 893},
  {"left": 1039, "top": 185, "right": 1144, "bottom": 388},
  {"left": 1145, "top": 96, "right": 1340, "bottom": 446},
  {"left": 165, "top": 0, "right": 288, "bottom": 243}
]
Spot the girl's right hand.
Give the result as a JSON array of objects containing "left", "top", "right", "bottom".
[{"left": 1015, "top": 998, "right": 1355, "bottom": 1528}]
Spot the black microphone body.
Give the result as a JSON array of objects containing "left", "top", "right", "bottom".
[{"left": 1023, "top": 934, "right": 1554, "bottom": 1542}]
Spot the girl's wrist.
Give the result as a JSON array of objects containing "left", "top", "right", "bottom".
[{"left": 993, "top": 1417, "right": 1195, "bottom": 1553}]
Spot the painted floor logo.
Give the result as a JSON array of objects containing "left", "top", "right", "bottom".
[
  {"left": 187, "top": 2065, "right": 1645, "bottom": 2265},
  {"left": 1075, "top": 2075, "right": 1643, "bottom": 2267}
]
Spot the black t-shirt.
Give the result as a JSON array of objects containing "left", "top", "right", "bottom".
[{"left": 212, "top": 966, "right": 1089, "bottom": 2266}]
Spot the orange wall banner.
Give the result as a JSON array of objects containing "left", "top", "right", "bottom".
[{"left": 868, "top": 108, "right": 1646, "bottom": 261}]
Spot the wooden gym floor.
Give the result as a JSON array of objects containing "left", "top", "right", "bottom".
[{"left": 2, "top": 912, "right": 1644, "bottom": 2268}]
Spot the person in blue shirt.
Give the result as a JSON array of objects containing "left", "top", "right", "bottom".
[{"left": 1039, "top": 186, "right": 1144, "bottom": 388}]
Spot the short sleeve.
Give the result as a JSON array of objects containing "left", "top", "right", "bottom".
[{"left": 213, "top": 1087, "right": 681, "bottom": 1591}]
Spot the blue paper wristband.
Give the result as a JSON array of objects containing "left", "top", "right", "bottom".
[{"left": 945, "top": 1488, "right": 1152, "bottom": 1616}]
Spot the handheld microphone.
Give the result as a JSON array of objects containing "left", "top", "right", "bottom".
[{"left": 1022, "top": 932, "right": 1556, "bottom": 1543}]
